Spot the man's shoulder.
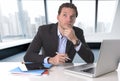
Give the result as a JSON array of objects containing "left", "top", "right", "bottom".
[
  {"left": 38, "top": 23, "right": 57, "bottom": 32},
  {"left": 73, "top": 26, "right": 83, "bottom": 32},
  {"left": 39, "top": 23, "right": 57, "bottom": 28}
]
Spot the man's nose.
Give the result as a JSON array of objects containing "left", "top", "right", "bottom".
[{"left": 66, "top": 16, "right": 72, "bottom": 22}]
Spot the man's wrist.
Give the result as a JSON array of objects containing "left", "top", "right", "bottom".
[
  {"left": 47, "top": 57, "right": 50, "bottom": 64},
  {"left": 44, "top": 57, "right": 50, "bottom": 64},
  {"left": 74, "top": 39, "right": 81, "bottom": 47},
  {"left": 48, "top": 57, "right": 54, "bottom": 65}
]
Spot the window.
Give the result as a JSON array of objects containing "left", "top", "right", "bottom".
[
  {"left": 73, "top": 0, "right": 95, "bottom": 34},
  {"left": 47, "top": 0, "right": 70, "bottom": 23},
  {"left": 73, "top": 0, "right": 117, "bottom": 34},
  {"left": 21, "top": 0, "right": 45, "bottom": 37},
  {"left": 97, "top": 0, "right": 117, "bottom": 33},
  {"left": 0, "top": 0, "right": 23, "bottom": 41},
  {"left": 0, "top": 0, "right": 118, "bottom": 42},
  {"left": 0, "top": 0, "right": 45, "bottom": 42}
]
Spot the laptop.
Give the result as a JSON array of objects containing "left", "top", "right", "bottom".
[{"left": 65, "top": 40, "right": 120, "bottom": 78}]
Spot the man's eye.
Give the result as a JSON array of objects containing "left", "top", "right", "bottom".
[{"left": 63, "top": 14, "right": 67, "bottom": 17}]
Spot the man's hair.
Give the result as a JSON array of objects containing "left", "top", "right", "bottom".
[{"left": 58, "top": 3, "right": 78, "bottom": 17}]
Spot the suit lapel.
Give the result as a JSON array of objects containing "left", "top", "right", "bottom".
[
  {"left": 50, "top": 24, "right": 59, "bottom": 52},
  {"left": 51, "top": 23, "right": 73, "bottom": 53},
  {"left": 66, "top": 40, "right": 72, "bottom": 53}
]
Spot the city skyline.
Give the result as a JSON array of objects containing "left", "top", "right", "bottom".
[{"left": 0, "top": 0, "right": 117, "bottom": 42}]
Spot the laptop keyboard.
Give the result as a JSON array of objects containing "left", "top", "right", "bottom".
[
  {"left": 65, "top": 63, "right": 95, "bottom": 75},
  {"left": 81, "top": 67, "right": 95, "bottom": 74},
  {"left": 78, "top": 63, "right": 94, "bottom": 68}
]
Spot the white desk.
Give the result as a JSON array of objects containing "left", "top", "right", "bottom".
[{"left": 0, "top": 62, "right": 120, "bottom": 81}]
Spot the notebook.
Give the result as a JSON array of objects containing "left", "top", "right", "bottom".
[
  {"left": 65, "top": 40, "right": 120, "bottom": 77},
  {"left": 10, "top": 67, "right": 45, "bottom": 75},
  {"left": 10, "top": 63, "right": 52, "bottom": 75}
]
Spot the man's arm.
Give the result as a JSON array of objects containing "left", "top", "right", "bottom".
[
  {"left": 24, "top": 26, "right": 45, "bottom": 63},
  {"left": 59, "top": 26, "right": 94, "bottom": 63},
  {"left": 74, "top": 27, "right": 94, "bottom": 63}
]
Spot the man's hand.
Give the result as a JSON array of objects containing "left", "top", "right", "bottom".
[
  {"left": 48, "top": 53, "right": 69, "bottom": 65},
  {"left": 61, "top": 26, "right": 78, "bottom": 45}
]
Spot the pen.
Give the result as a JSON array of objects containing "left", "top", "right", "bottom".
[
  {"left": 56, "top": 52, "right": 71, "bottom": 60},
  {"left": 21, "top": 61, "right": 33, "bottom": 64}
]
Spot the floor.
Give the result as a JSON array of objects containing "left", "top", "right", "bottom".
[{"left": 0, "top": 49, "right": 99, "bottom": 63}]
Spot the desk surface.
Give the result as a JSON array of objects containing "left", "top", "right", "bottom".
[{"left": 0, "top": 62, "right": 120, "bottom": 81}]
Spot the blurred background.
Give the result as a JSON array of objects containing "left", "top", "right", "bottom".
[{"left": 0, "top": 0, "right": 120, "bottom": 63}]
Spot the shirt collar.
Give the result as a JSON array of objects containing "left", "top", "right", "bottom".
[{"left": 57, "top": 28, "right": 63, "bottom": 39}]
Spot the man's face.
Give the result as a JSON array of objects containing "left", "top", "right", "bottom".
[{"left": 57, "top": 7, "right": 76, "bottom": 29}]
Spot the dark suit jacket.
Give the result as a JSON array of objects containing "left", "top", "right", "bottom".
[{"left": 24, "top": 23, "right": 94, "bottom": 64}]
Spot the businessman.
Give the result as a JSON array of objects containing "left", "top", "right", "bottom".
[{"left": 24, "top": 3, "right": 94, "bottom": 65}]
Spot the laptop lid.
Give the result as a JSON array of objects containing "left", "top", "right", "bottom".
[{"left": 94, "top": 39, "right": 120, "bottom": 77}]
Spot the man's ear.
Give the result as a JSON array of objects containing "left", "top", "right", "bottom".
[{"left": 57, "top": 15, "right": 59, "bottom": 20}]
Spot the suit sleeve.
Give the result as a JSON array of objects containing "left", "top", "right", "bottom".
[
  {"left": 24, "top": 26, "right": 45, "bottom": 63},
  {"left": 75, "top": 28, "right": 94, "bottom": 63}
]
